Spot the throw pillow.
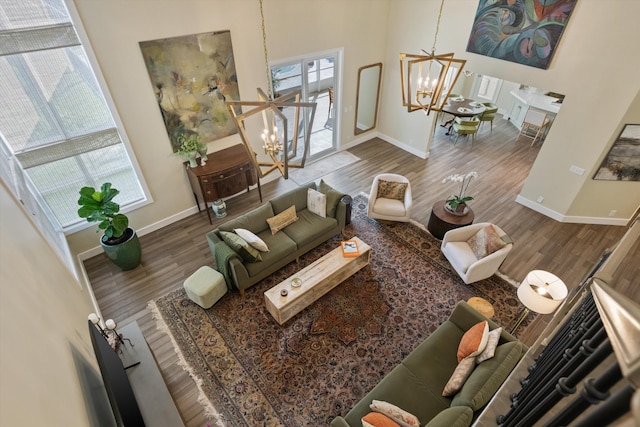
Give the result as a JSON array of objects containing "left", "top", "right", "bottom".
[
  {"left": 234, "top": 228, "right": 269, "bottom": 252},
  {"left": 307, "top": 188, "right": 327, "bottom": 218},
  {"left": 476, "top": 327, "right": 502, "bottom": 364},
  {"left": 362, "top": 412, "right": 401, "bottom": 427},
  {"left": 318, "top": 179, "right": 343, "bottom": 218},
  {"left": 376, "top": 179, "right": 408, "bottom": 201},
  {"left": 219, "top": 231, "right": 262, "bottom": 263},
  {"left": 266, "top": 205, "right": 298, "bottom": 235},
  {"left": 457, "top": 321, "right": 489, "bottom": 362},
  {"left": 442, "top": 356, "right": 477, "bottom": 396},
  {"left": 370, "top": 400, "right": 420, "bottom": 427},
  {"left": 466, "top": 225, "right": 507, "bottom": 259}
]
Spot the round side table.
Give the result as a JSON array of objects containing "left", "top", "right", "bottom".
[
  {"left": 467, "top": 297, "right": 495, "bottom": 319},
  {"left": 427, "top": 200, "right": 475, "bottom": 240}
]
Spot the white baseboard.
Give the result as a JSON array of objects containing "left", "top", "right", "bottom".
[
  {"left": 377, "top": 134, "right": 429, "bottom": 159},
  {"left": 515, "top": 195, "right": 629, "bottom": 226},
  {"left": 76, "top": 205, "right": 200, "bottom": 261}
]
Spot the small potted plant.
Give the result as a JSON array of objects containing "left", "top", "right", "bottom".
[
  {"left": 176, "top": 132, "right": 206, "bottom": 167},
  {"left": 442, "top": 171, "right": 478, "bottom": 215},
  {"left": 77, "top": 183, "right": 142, "bottom": 270}
]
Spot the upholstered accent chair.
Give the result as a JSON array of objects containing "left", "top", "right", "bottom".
[
  {"left": 479, "top": 102, "right": 498, "bottom": 133},
  {"left": 367, "top": 173, "right": 412, "bottom": 222},
  {"left": 451, "top": 116, "right": 480, "bottom": 144},
  {"left": 441, "top": 223, "right": 513, "bottom": 284}
]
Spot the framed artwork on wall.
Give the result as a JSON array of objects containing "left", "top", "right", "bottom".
[
  {"left": 593, "top": 124, "right": 640, "bottom": 181},
  {"left": 466, "top": 0, "right": 577, "bottom": 70},
  {"left": 139, "top": 30, "right": 241, "bottom": 151}
]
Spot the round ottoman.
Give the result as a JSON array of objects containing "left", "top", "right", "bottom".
[
  {"left": 467, "top": 297, "right": 495, "bottom": 319},
  {"left": 184, "top": 266, "right": 227, "bottom": 309}
]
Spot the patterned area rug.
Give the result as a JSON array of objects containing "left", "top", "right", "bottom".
[{"left": 150, "top": 194, "right": 524, "bottom": 426}]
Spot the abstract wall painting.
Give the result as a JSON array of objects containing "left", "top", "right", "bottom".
[
  {"left": 139, "top": 30, "right": 240, "bottom": 151},
  {"left": 466, "top": 0, "right": 578, "bottom": 70},
  {"left": 593, "top": 125, "right": 640, "bottom": 182}
]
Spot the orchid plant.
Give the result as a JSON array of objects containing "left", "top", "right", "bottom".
[{"left": 442, "top": 171, "right": 478, "bottom": 210}]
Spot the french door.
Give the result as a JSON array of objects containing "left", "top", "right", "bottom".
[{"left": 271, "top": 49, "right": 340, "bottom": 161}]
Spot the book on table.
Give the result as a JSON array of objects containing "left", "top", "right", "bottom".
[{"left": 341, "top": 239, "right": 360, "bottom": 257}]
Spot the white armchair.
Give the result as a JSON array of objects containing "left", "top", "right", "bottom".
[
  {"left": 367, "top": 173, "right": 412, "bottom": 222},
  {"left": 441, "top": 223, "right": 513, "bottom": 284}
]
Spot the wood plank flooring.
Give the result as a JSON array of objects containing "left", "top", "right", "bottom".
[{"left": 85, "top": 115, "right": 638, "bottom": 426}]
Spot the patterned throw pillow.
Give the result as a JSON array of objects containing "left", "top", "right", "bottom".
[
  {"left": 307, "top": 188, "right": 327, "bottom": 218},
  {"left": 219, "top": 231, "right": 262, "bottom": 262},
  {"left": 266, "top": 205, "right": 298, "bottom": 235},
  {"left": 376, "top": 179, "right": 408, "bottom": 201},
  {"left": 457, "top": 321, "right": 489, "bottom": 362},
  {"left": 442, "top": 356, "right": 477, "bottom": 396},
  {"left": 369, "top": 400, "right": 420, "bottom": 426},
  {"left": 362, "top": 412, "right": 401, "bottom": 427},
  {"left": 477, "top": 327, "right": 502, "bottom": 363},
  {"left": 234, "top": 228, "right": 269, "bottom": 252},
  {"left": 466, "top": 225, "right": 507, "bottom": 259}
]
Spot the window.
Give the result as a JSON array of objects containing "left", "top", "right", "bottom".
[
  {"left": 0, "top": 0, "right": 148, "bottom": 273},
  {"left": 0, "top": 0, "right": 146, "bottom": 227}
]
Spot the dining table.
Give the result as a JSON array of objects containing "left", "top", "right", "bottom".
[{"left": 440, "top": 98, "right": 486, "bottom": 135}]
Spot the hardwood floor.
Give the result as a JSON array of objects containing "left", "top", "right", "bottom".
[{"left": 85, "top": 115, "right": 637, "bottom": 426}]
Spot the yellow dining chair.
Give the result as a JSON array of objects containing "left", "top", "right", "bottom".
[
  {"left": 479, "top": 102, "right": 498, "bottom": 133},
  {"left": 451, "top": 116, "right": 480, "bottom": 145}
]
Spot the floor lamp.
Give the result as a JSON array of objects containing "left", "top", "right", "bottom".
[{"left": 510, "top": 270, "right": 568, "bottom": 335}]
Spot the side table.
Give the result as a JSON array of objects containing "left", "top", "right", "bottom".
[
  {"left": 427, "top": 200, "right": 474, "bottom": 240},
  {"left": 467, "top": 297, "right": 495, "bottom": 319},
  {"left": 185, "top": 144, "right": 262, "bottom": 224}
]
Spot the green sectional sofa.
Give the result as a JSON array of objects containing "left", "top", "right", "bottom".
[
  {"left": 331, "top": 301, "right": 527, "bottom": 427},
  {"left": 207, "top": 181, "right": 350, "bottom": 294}
]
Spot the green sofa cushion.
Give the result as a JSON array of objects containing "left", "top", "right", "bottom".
[
  {"left": 244, "top": 230, "right": 297, "bottom": 277},
  {"left": 450, "top": 340, "right": 525, "bottom": 410},
  {"left": 319, "top": 179, "right": 344, "bottom": 218},
  {"left": 424, "top": 406, "right": 473, "bottom": 427},
  {"left": 282, "top": 209, "right": 338, "bottom": 246},
  {"left": 343, "top": 364, "right": 450, "bottom": 427},
  {"left": 219, "top": 203, "right": 274, "bottom": 234},
  {"left": 270, "top": 183, "right": 316, "bottom": 214},
  {"left": 219, "top": 231, "right": 262, "bottom": 263}
]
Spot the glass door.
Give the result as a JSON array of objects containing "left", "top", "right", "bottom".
[{"left": 271, "top": 50, "right": 339, "bottom": 161}]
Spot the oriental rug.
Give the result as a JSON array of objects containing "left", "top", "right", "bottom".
[{"left": 150, "top": 194, "right": 527, "bottom": 426}]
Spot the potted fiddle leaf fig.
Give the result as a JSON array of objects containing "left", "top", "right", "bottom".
[{"left": 77, "top": 183, "right": 142, "bottom": 270}]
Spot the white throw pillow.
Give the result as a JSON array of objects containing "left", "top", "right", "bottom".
[
  {"left": 234, "top": 228, "right": 269, "bottom": 252},
  {"left": 307, "top": 188, "right": 327, "bottom": 218}
]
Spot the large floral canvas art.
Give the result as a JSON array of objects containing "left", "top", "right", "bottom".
[
  {"left": 466, "top": 0, "right": 577, "bottom": 70},
  {"left": 593, "top": 125, "right": 640, "bottom": 181},
  {"left": 139, "top": 30, "right": 240, "bottom": 151}
]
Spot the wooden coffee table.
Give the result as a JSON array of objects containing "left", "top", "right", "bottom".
[{"left": 264, "top": 236, "right": 371, "bottom": 325}]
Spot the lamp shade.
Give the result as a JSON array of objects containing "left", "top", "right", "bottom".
[{"left": 517, "top": 270, "right": 568, "bottom": 314}]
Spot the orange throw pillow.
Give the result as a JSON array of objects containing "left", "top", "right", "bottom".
[
  {"left": 457, "top": 321, "right": 489, "bottom": 362},
  {"left": 362, "top": 412, "right": 401, "bottom": 427}
]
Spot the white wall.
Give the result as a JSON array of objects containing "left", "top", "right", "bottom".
[
  {"left": 379, "top": 0, "right": 640, "bottom": 223},
  {"left": 67, "top": 0, "right": 640, "bottom": 265},
  {"left": 67, "top": 0, "right": 390, "bottom": 259},
  {"left": 0, "top": 184, "right": 111, "bottom": 426}
]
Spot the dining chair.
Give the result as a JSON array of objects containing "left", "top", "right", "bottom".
[
  {"left": 517, "top": 108, "right": 550, "bottom": 146},
  {"left": 478, "top": 102, "right": 498, "bottom": 133},
  {"left": 451, "top": 116, "right": 480, "bottom": 145}
]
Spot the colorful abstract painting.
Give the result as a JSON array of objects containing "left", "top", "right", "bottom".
[
  {"left": 139, "top": 30, "right": 240, "bottom": 151},
  {"left": 593, "top": 125, "right": 640, "bottom": 181},
  {"left": 466, "top": 0, "right": 577, "bottom": 69}
]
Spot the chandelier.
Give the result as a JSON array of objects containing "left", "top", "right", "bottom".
[
  {"left": 226, "top": 0, "right": 316, "bottom": 179},
  {"left": 399, "top": 0, "right": 466, "bottom": 115}
]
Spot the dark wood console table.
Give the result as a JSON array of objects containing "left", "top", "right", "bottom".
[
  {"left": 185, "top": 144, "right": 262, "bottom": 224},
  {"left": 427, "top": 200, "right": 475, "bottom": 240}
]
